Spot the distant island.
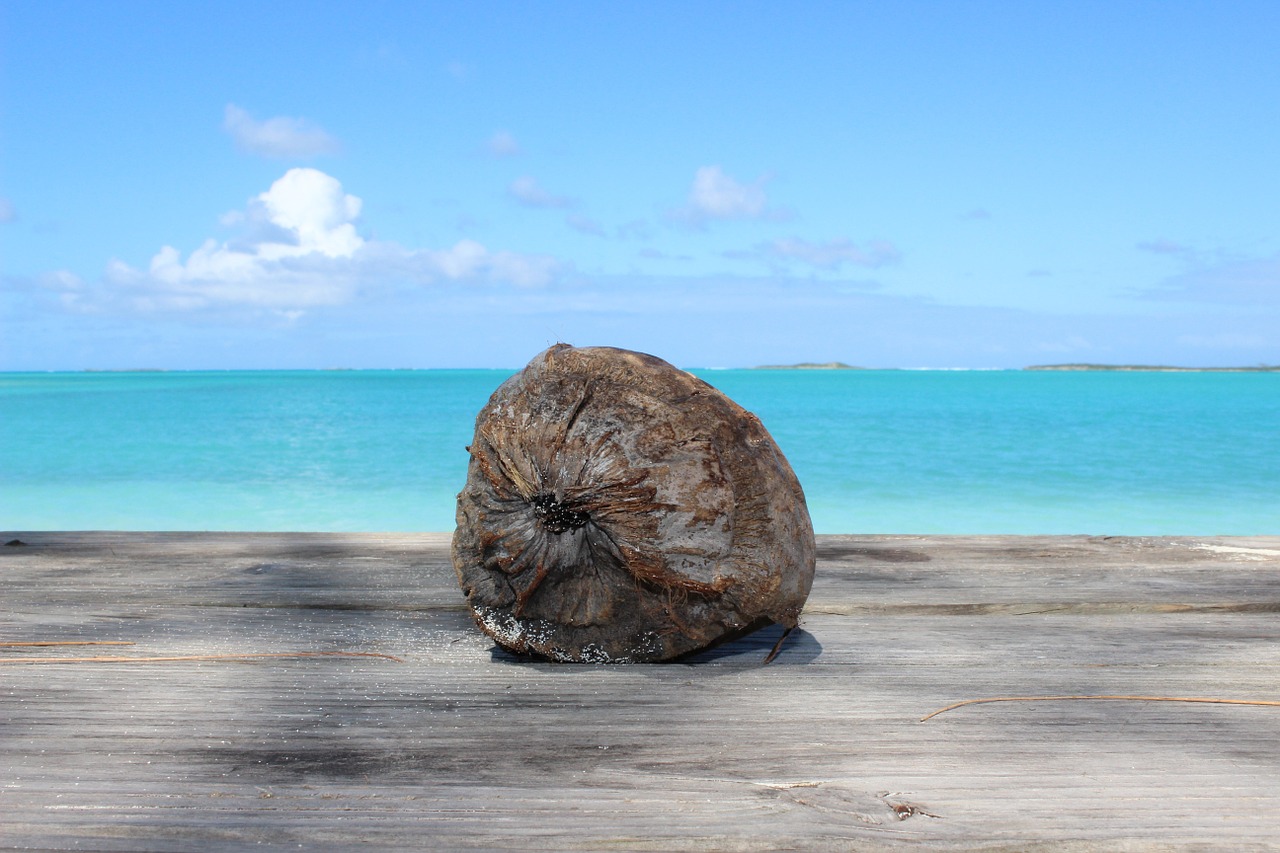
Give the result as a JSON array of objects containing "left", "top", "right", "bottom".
[
  {"left": 1026, "top": 364, "right": 1280, "bottom": 372},
  {"left": 752, "top": 362, "right": 863, "bottom": 370}
]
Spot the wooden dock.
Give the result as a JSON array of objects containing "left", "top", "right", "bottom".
[{"left": 3, "top": 532, "right": 1279, "bottom": 850}]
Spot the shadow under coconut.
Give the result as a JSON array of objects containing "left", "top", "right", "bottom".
[{"left": 487, "top": 624, "right": 823, "bottom": 667}]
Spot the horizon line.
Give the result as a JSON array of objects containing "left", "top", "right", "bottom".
[{"left": 3, "top": 362, "right": 1279, "bottom": 375}]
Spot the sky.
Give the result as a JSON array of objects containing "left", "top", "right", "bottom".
[{"left": 2, "top": 0, "right": 1278, "bottom": 370}]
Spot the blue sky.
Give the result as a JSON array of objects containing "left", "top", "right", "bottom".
[{"left": 3, "top": 0, "right": 1278, "bottom": 370}]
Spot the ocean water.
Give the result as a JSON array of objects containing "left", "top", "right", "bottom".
[{"left": 1, "top": 369, "right": 1276, "bottom": 535}]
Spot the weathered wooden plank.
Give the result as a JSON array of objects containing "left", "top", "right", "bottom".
[{"left": 2, "top": 532, "right": 1279, "bottom": 850}]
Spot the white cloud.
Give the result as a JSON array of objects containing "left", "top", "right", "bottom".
[
  {"left": 253, "top": 168, "right": 363, "bottom": 257},
  {"left": 487, "top": 130, "right": 520, "bottom": 157},
  {"left": 763, "top": 236, "right": 900, "bottom": 270},
  {"left": 223, "top": 104, "right": 340, "bottom": 159},
  {"left": 107, "top": 168, "right": 366, "bottom": 310},
  {"left": 683, "top": 165, "right": 767, "bottom": 222},
  {"left": 89, "top": 168, "right": 560, "bottom": 313},
  {"left": 0, "top": 197, "right": 15, "bottom": 223},
  {"left": 40, "top": 269, "right": 84, "bottom": 291},
  {"left": 667, "top": 166, "right": 787, "bottom": 227},
  {"left": 508, "top": 175, "right": 573, "bottom": 208},
  {"left": 423, "top": 238, "right": 487, "bottom": 279}
]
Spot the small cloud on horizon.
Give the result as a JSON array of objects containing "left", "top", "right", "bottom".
[
  {"left": 1139, "top": 252, "right": 1280, "bottom": 305},
  {"left": 355, "top": 42, "right": 409, "bottom": 71},
  {"left": 508, "top": 175, "right": 574, "bottom": 209},
  {"left": 1177, "top": 332, "right": 1271, "bottom": 350},
  {"left": 487, "top": 130, "right": 520, "bottom": 157},
  {"left": 762, "top": 236, "right": 900, "bottom": 270},
  {"left": 691, "top": 166, "right": 764, "bottom": 218},
  {"left": 636, "top": 247, "right": 693, "bottom": 262},
  {"left": 223, "top": 104, "right": 340, "bottom": 159},
  {"left": 616, "top": 219, "right": 654, "bottom": 240},
  {"left": 1137, "top": 238, "right": 1193, "bottom": 256},
  {"left": 670, "top": 165, "right": 785, "bottom": 227},
  {"left": 726, "top": 236, "right": 899, "bottom": 271},
  {"left": 566, "top": 213, "right": 605, "bottom": 236}
]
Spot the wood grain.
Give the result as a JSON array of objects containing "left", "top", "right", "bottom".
[{"left": 3, "top": 532, "right": 1279, "bottom": 850}]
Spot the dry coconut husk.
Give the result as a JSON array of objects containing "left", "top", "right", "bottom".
[{"left": 452, "top": 344, "right": 815, "bottom": 662}]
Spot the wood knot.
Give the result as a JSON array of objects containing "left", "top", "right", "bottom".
[{"left": 529, "top": 492, "right": 589, "bottom": 534}]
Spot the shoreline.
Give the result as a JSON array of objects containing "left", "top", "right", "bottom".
[
  {"left": 5, "top": 362, "right": 1279, "bottom": 374},
  {"left": 1024, "top": 363, "right": 1280, "bottom": 372},
  {"left": 752, "top": 363, "right": 1280, "bottom": 372}
]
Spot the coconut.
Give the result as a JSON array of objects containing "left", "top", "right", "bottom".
[{"left": 452, "top": 344, "right": 815, "bottom": 662}]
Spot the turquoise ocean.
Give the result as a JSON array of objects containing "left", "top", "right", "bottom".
[{"left": 2, "top": 369, "right": 1276, "bottom": 535}]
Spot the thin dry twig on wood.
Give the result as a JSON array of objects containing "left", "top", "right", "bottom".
[
  {"left": 0, "top": 651, "right": 405, "bottom": 665},
  {"left": 920, "top": 694, "right": 1280, "bottom": 722},
  {"left": 762, "top": 626, "right": 795, "bottom": 665}
]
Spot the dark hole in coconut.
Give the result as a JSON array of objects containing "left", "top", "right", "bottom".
[{"left": 529, "top": 492, "right": 590, "bottom": 534}]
